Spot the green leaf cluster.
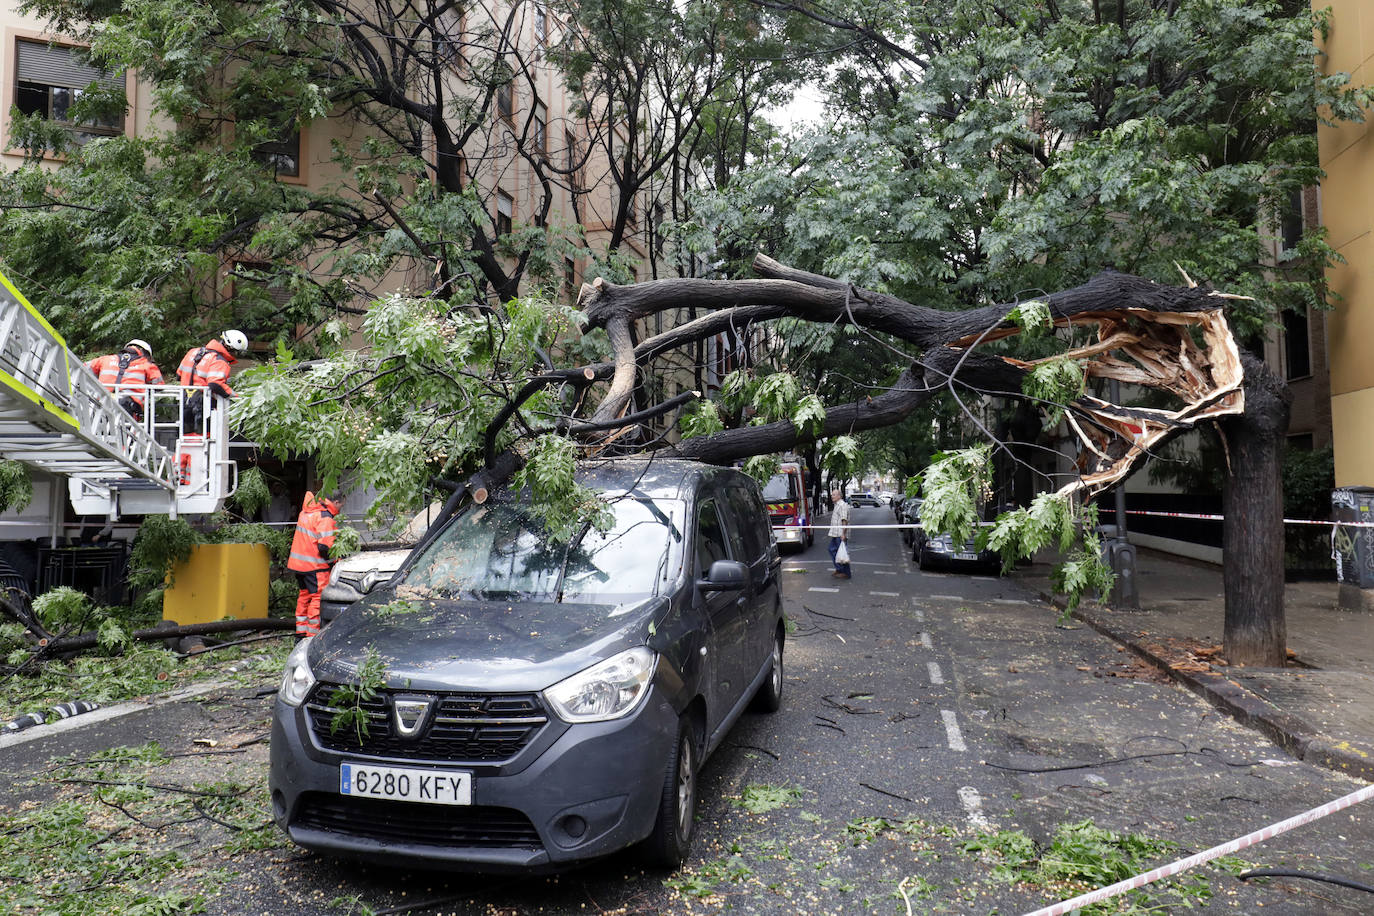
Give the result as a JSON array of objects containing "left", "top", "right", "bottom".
[{"left": 916, "top": 447, "right": 992, "bottom": 550}]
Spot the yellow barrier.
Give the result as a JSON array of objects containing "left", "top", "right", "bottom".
[{"left": 163, "top": 543, "right": 270, "bottom": 625}]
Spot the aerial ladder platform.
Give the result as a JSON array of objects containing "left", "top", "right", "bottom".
[{"left": 0, "top": 270, "right": 234, "bottom": 519}]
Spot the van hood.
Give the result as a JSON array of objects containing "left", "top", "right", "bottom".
[{"left": 310, "top": 590, "right": 664, "bottom": 692}]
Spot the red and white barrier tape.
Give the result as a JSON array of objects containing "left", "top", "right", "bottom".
[
  {"left": 1021, "top": 782, "right": 1374, "bottom": 916},
  {"left": 769, "top": 514, "right": 1374, "bottom": 531},
  {"left": 1124, "top": 509, "right": 1374, "bottom": 528}
]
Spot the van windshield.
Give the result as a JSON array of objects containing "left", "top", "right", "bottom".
[
  {"left": 762, "top": 472, "right": 797, "bottom": 502},
  {"left": 397, "top": 498, "right": 684, "bottom": 605}
]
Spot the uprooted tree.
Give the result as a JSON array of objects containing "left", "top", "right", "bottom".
[{"left": 236, "top": 252, "right": 1289, "bottom": 666}]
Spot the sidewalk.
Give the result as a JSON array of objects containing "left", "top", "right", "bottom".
[{"left": 1009, "top": 548, "right": 1374, "bottom": 782}]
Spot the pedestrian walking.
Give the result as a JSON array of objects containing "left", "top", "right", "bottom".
[
  {"left": 177, "top": 329, "right": 248, "bottom": 430},
  {"left": 287, "top": 490, "right": 341, "bottom": 639},
  {"left": 87, "top": 339, "right": 163, "bottom": 421},
  {"left": 828, "top": 487, "right": 852, "bottom": 579}
]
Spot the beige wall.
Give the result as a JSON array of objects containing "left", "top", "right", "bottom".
[{"left": 1316, "top": 0, "right": 1374, "bottom": 486}]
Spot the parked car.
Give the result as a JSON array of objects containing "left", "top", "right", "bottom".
[
  {"left": 269, "top": 458, "right": 785, "bottom": 872},
  {"left": 320, "top": 503, "right": 443, "bottom": 625},
  {"left": 896, "top": 496, "right": 923, "bottom": 547},
  {"left": 913, "top": 528, "right": 1000, "bottom": 574},
  {"left": 850, "top": 492, "right": 881, "bottom": 508}
]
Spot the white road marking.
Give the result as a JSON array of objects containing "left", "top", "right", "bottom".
[
  {"left": 971, "top": 576, "right": 997, "bottom": 582},
  {"left": 994, "top": 598, "right": 1028, "bottom": 605},
  {"left": 870, "top": 591, "right": 900, "bottom": 597},
  {"left": 928, "top": 661, "right": 944, "bottom": 685},
  {"left": 941, "top": 709, "right": 967, "bottom": 752},
  {"left": 873, "top": 570, "right": 897, "bottom": 575},
  {"left": 913, "top": 607, "right": 925, "bottom": 622},
  {"left": 958, "top": 785, "right": 991, "bottom": 829},
  {"left": 809, "top": 587, "right": 840, "bottom": 593},
  {"left": 929, "top": 594, "right": 963, "bottom": 601},
  {"left": 920, "top": 632, "right": 933, "bottom": 649},
  {"left": 784, "top": 560, "right": 893, "bottom": 566}
]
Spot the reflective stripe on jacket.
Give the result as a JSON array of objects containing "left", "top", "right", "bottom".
[
  {"left": 287, "top": 491, "right": 339, "bottom": 573},
  {"left": 87, "top": 351, "right": 165, "bottom": 406},
  {"left": 176, "top": 339, "right": 237, "bottom": 398}
]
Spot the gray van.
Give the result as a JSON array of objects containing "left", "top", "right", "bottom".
[{"left": 269, "top": 458, "right": 784, "bottom": 871}]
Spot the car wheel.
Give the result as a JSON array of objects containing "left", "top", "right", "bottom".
[
  {"left": 917, "top": 547, "right": 931, "bottom": 571},
  {"left": 751, "top": 628, "right": 784, "bottom": 713},
  {"left": 642, "top": 716, "right": 698, "bottom": 869}
]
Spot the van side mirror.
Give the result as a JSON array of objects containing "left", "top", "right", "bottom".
[{"left": 697, "top": 559, "right": 748, "bottom": 592}]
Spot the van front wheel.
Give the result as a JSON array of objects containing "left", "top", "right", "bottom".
[{"left": 642, "top": 717, "right": 697, "bottom": 869}]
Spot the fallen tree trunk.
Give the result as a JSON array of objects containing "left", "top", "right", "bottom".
[{"left": 37, "top": 617, "right": 294, "bottom": 656}]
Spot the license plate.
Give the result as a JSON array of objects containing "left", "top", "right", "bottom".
[
  {"left": 955, "top": 552, "right": 978, "bottom": 560},
  {"left": 340, "top": 762, "right": 472, "bottom": 806}
]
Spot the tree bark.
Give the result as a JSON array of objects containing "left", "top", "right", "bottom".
[
  {"left": 38, "top": 618, "right": 293, "bottom": 656},
  {"left": 1218, "top": 352, "right": 1292, "bottom": 666}
]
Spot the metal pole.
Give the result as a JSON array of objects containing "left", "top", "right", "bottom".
[{"left": 1107, "top": 380, "right": 1140, "bottom": 608}]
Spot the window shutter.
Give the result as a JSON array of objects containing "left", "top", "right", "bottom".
[{"left": 16, "top": 39, "right": 123, "bottom": 92}]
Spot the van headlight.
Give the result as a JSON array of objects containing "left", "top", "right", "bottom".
[
  {"left": 544, "top": 647, "right": 656, "bottom": 723},
  {"left": 278, "top": 638, "right": 317, "bottom": 707}
]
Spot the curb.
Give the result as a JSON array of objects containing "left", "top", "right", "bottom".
[{"left": 1023, "top": 581, "right": 1374, "bottom": 783}]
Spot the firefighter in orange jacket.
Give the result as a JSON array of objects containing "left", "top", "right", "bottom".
[
  {"left": 87, "top": 339, "right": 164, "bottom": 421},
  {"left": 287, "top": 491, "right": 341, "bottom": 638},
  {"left": 177, "top": 330, "right": 248, "bottom": 430}
]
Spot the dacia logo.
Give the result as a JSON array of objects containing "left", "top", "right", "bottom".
[{"left": 391, "top": 697, "right": 432, "bottom": 739}]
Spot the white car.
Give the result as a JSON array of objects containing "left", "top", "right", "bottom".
[{"left": 320, "top": 504, "right": 441, "bottom": 624}]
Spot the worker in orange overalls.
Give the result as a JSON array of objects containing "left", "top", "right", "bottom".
[
  {"left": 87, "top": 339, "right": 164, "bottom": 421},
  {"left": 177, "top": 330, "right": 248, "bottom": 431},
  {"left": 287, "top": 490, "right": 341, "bottom": 638}
]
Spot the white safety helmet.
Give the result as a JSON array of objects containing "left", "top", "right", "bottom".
[
  {"left": 220, "top": 329, "right": 249, "bottom": 355},
  {"left": 125, "top": 339, "right": 153, "bottom": 359}
]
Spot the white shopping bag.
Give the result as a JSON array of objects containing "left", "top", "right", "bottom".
[{"left": 835, "top": 541, "right": 850, "bottom": 564}]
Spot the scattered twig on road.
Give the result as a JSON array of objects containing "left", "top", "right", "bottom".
[
  {"left": 897, "top": 876, "right": 915, "bottom": 916},
  {"left": 192, "top": 799, "right": 247, "bottom": 832},
  {"left": 984, "top": 745, "right": 1273, "bottom": 775},
  {"left": 813, "top": 722, "right": 846, "bottom": 734},
  {"left": 821, "top": 695, "right": 880, "bottom": 715},
  {"left": 165, "top": 748, "right": 247, "bottom": 760},
  {"left": 1055, "top": 784, "right": 1111, "bottom": 797},
  {"left": 1237, "top": 869, "right": 1374, "bottom": 895},
  {"left": 56, "top": 777, "right": 248, "bottom": 798},
  {"left": 803, "top": 605, "right": 856, "bottom": 622},
  {"left": 728, "top": 743, "right": 780, "bottom": 760},
  {"left": 98, "top": 796, "right": 157, "bottom": 829},
  {"left": 860, "top": 782, "right": 914, "bottom": 803}
]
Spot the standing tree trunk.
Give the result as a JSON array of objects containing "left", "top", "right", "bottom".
[{"left": 1219, "top": 353, "right": 1292, "bottom": 666}]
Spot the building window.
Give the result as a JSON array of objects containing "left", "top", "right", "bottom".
[
  {"left": 497, "top": 82, "right": 514, "bottom": 123},
  {"left": 625, "top": 194, "right": 637, "bottom": 229},
  {"left": 534, "top": 4, "right": 549, "bottom": 44},
  {"left": 1280, "top": 188, "right": 1303, "bottom": 254},
  {"left": 496, "top": 189, "right": 514, "bottom": 236},
  {"left": 13, "top": 38, "right": 124, "bottom": 145},
  {"left": 564, "top": 256, "right": 577, "bottom": 297},
  {"left": 250, "top": 118, "right": 301, "bottom": 178},
  {"left": 1283, "top": 308, "right": 1311, "bottom": 380},
  {"left": 533, "top": 102, "right": 547, "bottom": 155}
]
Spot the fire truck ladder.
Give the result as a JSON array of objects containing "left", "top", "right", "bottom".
[{"left": 0, "top": 270, "right": 232, "bottom": 518}]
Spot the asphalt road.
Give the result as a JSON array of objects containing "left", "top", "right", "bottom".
[{"left": 6, "top": 505, "right": 1374, "bottom": 914}]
